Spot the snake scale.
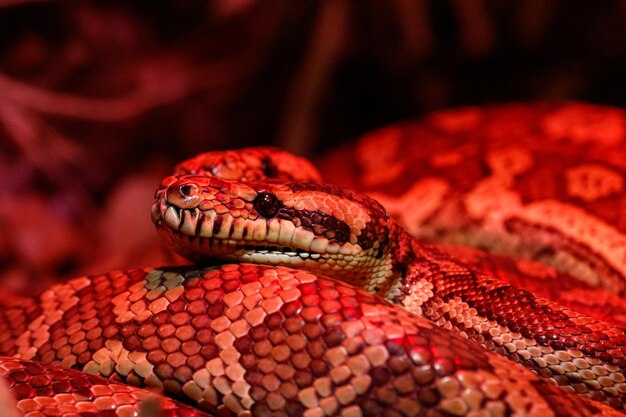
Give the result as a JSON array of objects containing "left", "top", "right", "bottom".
[{"left": 1, "top": 102, "right": 626, "bottom": 416}]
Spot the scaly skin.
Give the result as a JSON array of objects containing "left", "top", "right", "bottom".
[
  {"left": 432, "top": 242, "right": 626, "bottom": 329},
  {"left": 4, "top": 103, "right": 626, "bottom": 415},
  {"left": 153, "top": 147, "right": 626, "bottom": 410},
  {"left": 0, "top": 264, "right": 623, "bottom": 417},
  {"left": 318, "top": 102, "right": 626, "bottom": 296},
  {"left": 0, "top": 356, "right": 211, "bottom": 417}
]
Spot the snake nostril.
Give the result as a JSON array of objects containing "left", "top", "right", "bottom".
[{"left": 253, "top": 192, "right": 281, "bottom": 218}]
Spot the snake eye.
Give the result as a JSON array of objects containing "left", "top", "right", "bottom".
[
  {"left": 179, "top": 184, "right": 195, "bottom": 197},
  {"left": 167, "top": 182, "right": 202, "bottom": 208},
  {"left": 254, "top": 192, "right": 281, "bottom": 218}
]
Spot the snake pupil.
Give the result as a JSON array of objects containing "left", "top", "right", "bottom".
[
  {"left": 254, "top": 192, "right": 281, "bottom": 218},
  {"left": 180, "top": 185, "right": 192, "bottom": 196}
]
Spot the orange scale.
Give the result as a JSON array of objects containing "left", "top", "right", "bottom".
[
  {"left": 184, "top": 287, "right": 205, "bottom": 303},
  {"left": 93, "top": 281, "right": 111, "bottom": 293},
  {"left": 320, "top": 300, "right": 342, "bottom": 314},
  {"left": 78, "top": 300, "right": 96, "bottom": 314},
  {"left": 167, "top": 352, "right": 188, "bottom": 369},
  {"left": 187, "top": 300, "right": 208, "bottom": 317},
  {"left": 253, "top": 341, "right": 273, "bottom": 358},
  {"left": 53, "top": 393, "right": 76, "bottom": 404},
  {"left": 283, "top": 317, "right": 304, "bottom": 334},
  {"left": 242, "top": 294, "right": 263, "bottom": 310},
  {"left": 174, "top": 325, "right": 196, "bottom": 342},
  {"left": 161, "top": 337, "right": 182, "bottom": 354},
  {"left": 71, "top": 340, "right": 89, "bottom": 355},
  {"left": 127, "top": 288, "right": 148, "bottom": 304},
  {"left": 240, "top": 264, "right": 261, "bottom": 274},
  {"left": 129, "top": 300, "right": 148, "bottom": 316},
  {"left": 81, "top": 317, "right": 100, "bottom": 332},
  {"left": 74, "top": 401, "right": 97, "bottom": 412},
  {"left": 91, "top": 385, "right": 114, "bottom": 397},
  {"left": 137, "top": 323, "right": 157, "bottom": 338},
  {"left": 190, "top": 314, "right": 211, "bottom": 331},
  {"left": 196, "top": 329, "right": 215, "bottom": 345},
  {"left": 155, "top": 363, "right": 175, "bottom": 380},
  {"left": 336, "top": 286, "right": 357, "bottom": 297},
  {"left": 223, "top": 291, "right": 245, "bottom": 308},
  {"left": 319, "top": 289, "right": 340, "bottom": 300},
  {"left": 261, "top": 374, "right": 281, "bottom": 392},
  {"left": 0, "top": 361, "right": 24, "bottom": 371},
  {"left": 242, "top": 272, "right": 263, "bottom": 284},
  {"left": 141, "top": 336, "right": 161, "bottom": 351},
  {"left": 32, "top": 396, "right": 57, "bottom": 407},
  {"left": 85, "top": 327, "right": 103, "bottom": 341},
  {"left": 222, "top": 270, "right": 243, "bottom": 281},
  {"left": 173, "top": 365, "right": 193, "bottom": 383},
  {"left": 111, "top": 279, "right": 130, "bottom": 291},
  {"left": 102, "top": 325, "right": 119, "bottom": 339},
  {"left": 156, "top": 323, "right": 177, "bottom": 340},
  {"left": 40, "top": 351, "right": 57, "bottom": 364},
  {"left": 225, "top": 305, "right": 245, "bottom": 321},
  {"left": 301, "top": 307, "right": 323, "bottom": 323},
  {"left": 331, "top": 208, "right": 345, "bottom": 221},
  {"left": 16, "top": 398, "right": 39, "bottom": 412},
  {"left": 286, "top": 334, "right": 307, "bottom": 352},
  {"left": 203, "top": 289, "right": 224, "bottom": 305},
  {"left": 93, "top": 395, "right": 117, "bottom": 411},
  {"left": 163, "top": 378, "right": 183, "bottom": 395},
  {"left": 55, "top": 345, "right": 72, "bottom": 359},
  {"left": 94, "top": 298, "right": 110, "bottom": 309},
  {"left": 165, "top": 291, "right": 186, "bottom": 306},
  {"left": 275, "top": 364, "right": 296, "bottom": 382},
  {"left": 68, "top": 331, "right": 86, "bottom": 345},
  {"left": 77, "top": 351, "right": 93, "bottom": 366},
  {"left": 111, "top": 392, "right": 135, "bottom": 405},
  {"left": 271, "top": 345, "right": 291, "bottom": 363},
  {"left": 57, "top": 404, "right": 80, "bottom": 413},
  {"left": 186, "top": 354, "right": 205, "bottom": 370},
  {"left": 169, "top": 312, "right": 190, "bottom": 327}
]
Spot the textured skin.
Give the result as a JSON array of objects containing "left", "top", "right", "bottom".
[
  {"left": 4, "top": 103, "right": 626, "bottom": 416},
  {"left": 153, "top": 144, "right": 626, "bottom": 410},
  {"left": 432, "top": 242, "right": 626, "bottom": 329},
  {"left": 0, "top": 356, "right": 210, "bottom": 417},
  {"left": 318, "top": 102, "right": 626, "bottom": 297},
  {"left": 0, "top": 264, "right": 623, "bottom": 417}
]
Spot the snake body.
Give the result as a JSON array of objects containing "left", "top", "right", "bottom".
[
  {"left": 153, "top": 144, "right": 626, "bottom": 411},
  {"left": 0, "top": 356, "right": 210, "bottom": 417},
  {"left": 2, "top": 104, "right": 626, "bottom": 416},
  {"left": 0, "top": 265, "right": 622, "bottom": 417},
  {"left": 318, "top": 102, "right": 626, "bottom": 297}
]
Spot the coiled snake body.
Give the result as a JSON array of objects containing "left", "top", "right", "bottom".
[{"left": 2, "top": 103, "right": 626, "bottom": 416}]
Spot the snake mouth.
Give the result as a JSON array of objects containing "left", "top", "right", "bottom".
[
  {"left": 152, "top": 200, "right": 362, "bottom": 265},
  {"left": 161, "top": 230, "right": 326, "bottom": 265}
]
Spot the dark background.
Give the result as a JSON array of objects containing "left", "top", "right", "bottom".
[{"left": 1, "top": 0, "right": 625, "bottom": 288}]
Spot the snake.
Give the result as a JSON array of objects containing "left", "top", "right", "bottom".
[{"left": 1, "top": 102, "right": 626, "bottom": 416}]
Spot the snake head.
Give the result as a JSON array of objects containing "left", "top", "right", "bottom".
[
  {"left": 174, "top": 147, "right": 323, "bottom": 183},
  {"left": 152, "top": 174, "right": 394, "bottom": 288}
]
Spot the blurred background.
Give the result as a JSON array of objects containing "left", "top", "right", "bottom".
[{"left": 1, "top": 0, "right": 625, "bottom": 290}]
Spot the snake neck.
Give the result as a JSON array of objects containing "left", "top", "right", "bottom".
[{"left": 347, "top": 221, "right": 419, "bottom": 302}]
